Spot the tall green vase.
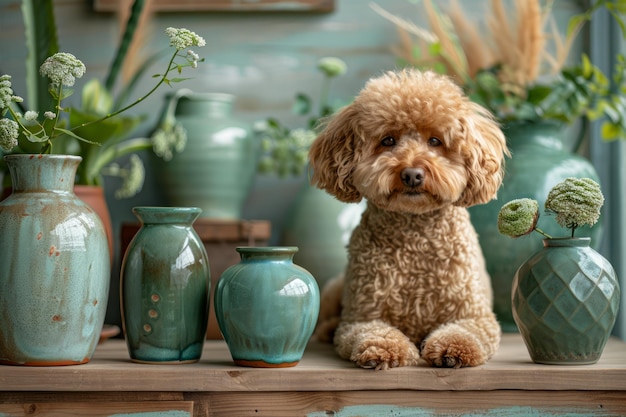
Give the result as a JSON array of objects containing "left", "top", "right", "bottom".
[
  {"left": 155, "top": 90, "right": 256, "bottom": 219},
  {"left": 120, "top": 206, "right": 210, "bottom": 363},
  {"left": 468, "top": 121, "right": 602, "bottom": 332},
  {"left": 512, "top": 238, "right": 620, "bottom": 365},
  {"left": 0, "top": 155, "right": 110, "bottom": 365}
]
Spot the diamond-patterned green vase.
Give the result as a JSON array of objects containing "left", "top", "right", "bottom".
[{"left": 512, "top": 238, "right": 620, "bottom": 365}]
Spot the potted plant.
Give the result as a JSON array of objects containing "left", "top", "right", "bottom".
[
  {"left": 372, "top": 0, "right": 624, "bottom": 330},
  {"left": 0, "top": 25, "right": 205, "bottom": 366},
  {"left": 498, "top": 178, "right": 620, "bottom": 365}
]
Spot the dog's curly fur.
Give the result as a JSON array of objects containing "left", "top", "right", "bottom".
[{"left": 309, "top": 69, "right": 509, "bottom": 370}]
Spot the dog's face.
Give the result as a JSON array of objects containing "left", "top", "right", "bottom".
[{"left": 309, "top": 69, "right": 509, "bottom": 214}]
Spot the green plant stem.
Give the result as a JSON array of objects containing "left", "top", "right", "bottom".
[
  {"left": 70, "top": 51, "right": 178, "bottom": 133},
  {"left": 85, "top": 137, "right": 153, "bottom": 183},
  {"left": 318, "top": 76, "right": 331, "bottom": 116},
  {"left": 534, "top": 228, "right": 553, "bottom": 239}
]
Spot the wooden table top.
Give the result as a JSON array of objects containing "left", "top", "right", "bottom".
[{"left": 1, "top": 334, "right": 625, "bottom": 393}]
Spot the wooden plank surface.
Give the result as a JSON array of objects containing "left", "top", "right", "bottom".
[
  {"left": 0, "top": 401, "right": 193, "bottom": 417},
  {"left": 0, "top": 334, "right": 625, "bottom": 393}
]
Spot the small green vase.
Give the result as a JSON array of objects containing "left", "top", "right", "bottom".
[
  {"left": 0, "top": 155, "right": 110, "bottom": 366},
  {"left": 215, "top": 246, "right": 320, "bottom": 367},
  {"left": 120, "top": 206, "right": 210, "bottom": 363},
  {"left": 155, "top": 90, "right": 256, "bottom": 219},
  {"left": 512, "top": 238, "right": 620, "bottom": 365},
  {"left": 468, "top": 121, "right": 602, "bottom": 332}
]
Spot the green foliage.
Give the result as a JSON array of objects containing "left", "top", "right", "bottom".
[{"left": 256, "top": 57, "right": 348, "bottom": 177}]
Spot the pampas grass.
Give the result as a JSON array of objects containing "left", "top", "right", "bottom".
[{"left": 371, "top": 0, "right": 578, "bottom": 98}]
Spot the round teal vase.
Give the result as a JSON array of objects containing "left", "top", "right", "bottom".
[
  {"left": 120, "top": 206, "right": 210, "bottom": 363},
  {"left": 468, "top": 121, "right": 602, "bottom": 332},
  {"left": 156, "top": 91, "right": 256, "bottom": 219},
  {"left": 0, "top": 154, "right": 110, "bottom": 366},
  {"left": 215, "top": 246, "right": 320, "bottom": 367},
  {"left": 512, "top": 238, "right": 620, "bottom": 365}
]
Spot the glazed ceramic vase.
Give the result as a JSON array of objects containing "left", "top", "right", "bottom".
[
  {"left": 120, "top": 206, "right": 210, "bottom": 363},
  {"left": 215, "top": 246, "right": 320, "bottom": 367},
  {"left": 0, "top": 154, "right": 110, "bottom": 366},
  {"left": 468, "top": 121, "right": 602, "bottom": 332},
  {"left": 512, "top": 238, "right": 620, "bottom": 365},
  {"left": 155, "top": 90, "right": 256, "bottom": 219},
  {"left": 282, "top": 181, "right": 365, "bottom": 289}
]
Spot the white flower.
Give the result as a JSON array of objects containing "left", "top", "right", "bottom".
[
  {"left": 44, "top": 111, "right": 56, "bottom": 119},
  {"left": 165, "top": 27, "right": 206, "bottom": 50},
  {"left": 39, "top": 52, "right": 86, "bottom": 87},
  {"left": 0, "top": 118, "right": 19, "bottom": 151},
  {"left": 114, "top": 154, "right": 145, "bottom": 199},
  {"left": 151, "top": 122, "right": 187, "bottom": 161},
  {"left": 24, "top": 111, "right": 38, "bottom": 122},
  {"left": 0, "top": 74, "right": 22, "bottom": 110}
]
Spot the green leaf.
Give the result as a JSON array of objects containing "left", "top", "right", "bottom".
[
  {"left": 21, "top": 0, "right": 59, "bottom": 113},
  {"left": 105, "top": 0, "right": 145, "bottom": 91},
  {"left": 54, "top": 127, "right": 101, "bottom": 145},
  {"left": 601, "top": 121, "right": 621, "bottom": 140},
  {"left": 293, "top": 93, "right": 312, "bottom": 116},
  {"left": 81, "top": 79, "right": 113, "bottom": 115}
]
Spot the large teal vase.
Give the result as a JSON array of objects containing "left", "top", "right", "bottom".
[
  {"left": 0, "top": 155, "right": 110, "bottom": 366},
  {"left": 512, "top": 238, "right": 620, "bottom": 365},
  {"left": 468, "top": 121, "right": 602, "bottom": 332},
  {"left": 155, "top": 90, "right": 256, "bottom": 219},
  {"left": 282, "top": 181, "right": 365, "bottom": 289},
  {"left": 120, "top": 206, "right": 210, "bottom": 363},
  {"left": 215, "top": 246, "right": 320, "bottom": 367}
]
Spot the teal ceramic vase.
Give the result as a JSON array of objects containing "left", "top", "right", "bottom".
[
  {"left": 155, "top": 90, "right": 256, "bottom": 219},
  {"left": 512, "top": 238, "right": 620, "bottom": 365},
  {"left": 215, "top": 246, "right": 320, "bottom": 367},
  {"left": 120, "top": 206, "right": 210, "bottom": 363},
  {"left": 282, "top": 181, "right": 365, "bottom": 289},
  {"left": 468, "top": 121, "right": 602, "bottom": 332},
  {"left": 0, "top": 154, "right": 110, "bottom": 366}
]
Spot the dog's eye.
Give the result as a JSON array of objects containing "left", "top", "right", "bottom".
[
  {"left": 381, "top": 136, "right": 396, "bottom": 147},
  {"left": 428, "top": 137, "right": 442, "bottom": 147}
]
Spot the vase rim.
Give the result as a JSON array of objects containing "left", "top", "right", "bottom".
[
  {"left": 3, "top": 154, "right": 82, "bottom": 163},
  {"left": 132, "top": 206, "right": 202, "bottom": 214},
  {"left": 542, "top": 237, "right": 592, "bottom": 247},
  {"left": 236, "top": 246, "right": 299, "bottom": 254}
]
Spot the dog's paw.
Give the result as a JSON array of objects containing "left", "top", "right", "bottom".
[
  {"left": 420, "top": 332, "right": 487, "bottom": 368},
  {"left": 351, "top": 334, "right": 420, "bottom": 370}
]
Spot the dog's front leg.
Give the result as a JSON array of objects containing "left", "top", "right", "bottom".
[
  {"left": 334, "top": 319, "right": 420, "bottom": 370},
  {"left": 419, "top": 315, "right": 501, "bottom": 368}
]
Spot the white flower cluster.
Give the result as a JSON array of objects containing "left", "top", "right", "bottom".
[
  {"left": 0, "top": 75, "right": 23, "bottom": 151},
  {"left": 39, "top": 52, "right": 86, "bottom": 87},
  {"left": 165, "top": 27, "right": 206, "bottom": 50}
]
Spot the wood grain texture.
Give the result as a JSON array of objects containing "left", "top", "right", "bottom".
[
  {"left": 0, "top": 334, "right": 625, "bottom": 393},
  {"left": 0, "top": 401, "right": 193, "bottom": 416}
]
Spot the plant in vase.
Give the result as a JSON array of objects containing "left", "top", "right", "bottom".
[
  {"left": 498, "top": 178, "right": 620, "bottom": 365},
  {"left": 0, "top": 27, "right": 205, "bottom": 367},
  {"left": 372, "top": 0, "right": 626, "bottom": 330}
]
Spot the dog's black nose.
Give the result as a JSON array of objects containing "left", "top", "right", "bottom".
[{"left": 401, "top": 167, "right": 424, "bottom": 187}]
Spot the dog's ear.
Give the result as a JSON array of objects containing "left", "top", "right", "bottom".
[
  {"left": 308, "top": 104, "right": 363, "bottom": 203},
  {"left": 455, "top": 105, "right": 510, "bottom": 207}
]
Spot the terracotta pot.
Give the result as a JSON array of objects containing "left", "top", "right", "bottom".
[{"left": 74, "top": 185, "right": 113, "bottom": 265}]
